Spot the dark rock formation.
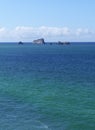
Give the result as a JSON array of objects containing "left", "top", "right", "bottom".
[
  {"left": 18, "top": 41, "right": 23, "bottom": 45},
  {"left": 32, "top": 38, "right": 45, "bottom": 44},
  {"left": 58, "top": 41, "right": 70, "bottom": 45}
]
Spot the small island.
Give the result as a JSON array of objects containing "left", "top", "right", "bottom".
[
  {"left": 18, "top": 41, "right": 23, "bottom": 45},
  {"left": 58, "top": 41, "right": 70, "bottom": 45},
  {"left": 32, "top": 38, "right": 45, "bottom": 44},
  {"left": 32, "top": 38, "right": 70, "bottom": 45}
]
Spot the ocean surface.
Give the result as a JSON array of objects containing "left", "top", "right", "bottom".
[{"left": 0, "top": 42, "right": 95, "bottom": 130}]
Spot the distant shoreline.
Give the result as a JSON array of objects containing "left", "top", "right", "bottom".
[{"left": 0, "top": 42, "right": 95, "bottom": 44}]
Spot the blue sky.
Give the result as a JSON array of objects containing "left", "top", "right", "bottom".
[{"left": 0, "top": 0, "right": 95, "bottom": 42}]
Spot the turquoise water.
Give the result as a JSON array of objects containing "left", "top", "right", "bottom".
[{"left": 0, "top": 43, "right": 95, "bottom": 130}]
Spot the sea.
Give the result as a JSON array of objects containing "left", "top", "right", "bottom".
[{"left": 0, "top": 42, "right": 95, "bottom": 130}]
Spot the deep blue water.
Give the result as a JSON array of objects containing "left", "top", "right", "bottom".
[{"left": 0, "top": 43, "right": 95, "bottom": 130}]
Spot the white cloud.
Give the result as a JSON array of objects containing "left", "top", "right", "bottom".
[
  {"left": 38, "top": 26, "right": 70, "bottom": 36},
  {"left": 0, "top": 26, "right": 94, "bottom": 42},
  {"left": 0, "top": 27, "right": 7, "bottom": 37},
  {"left": 14, "top": 26, "right": 70, "bottom": 38},
  {"left": 76, "top": 28, "right": 93, "bottom": 36}
]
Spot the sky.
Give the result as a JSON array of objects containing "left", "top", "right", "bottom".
[{"left": 0, "top": 0, "right": 95, "bottom": 42}]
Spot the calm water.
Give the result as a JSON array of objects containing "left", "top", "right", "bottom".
[{"left": 0, "top": 43, "right": 95, "bottom": 130}]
